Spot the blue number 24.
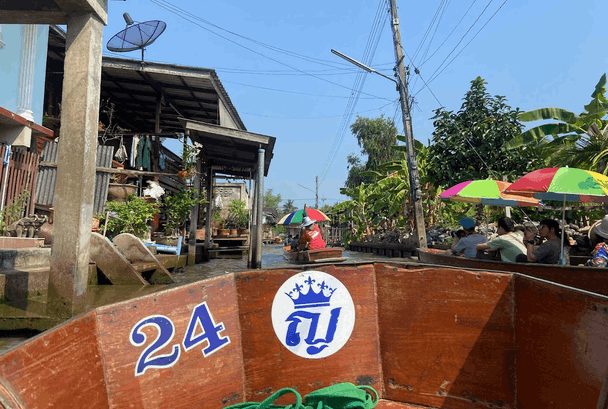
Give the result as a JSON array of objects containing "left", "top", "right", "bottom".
[
  {"left": 130, "top": 302, "right": 230, "bottom": 376},
  {"left": 130, "top": 315, "right": 181, "bottom": 376},
  {"left": 182, "top": 301, "right": 230, "bottom": 356}
]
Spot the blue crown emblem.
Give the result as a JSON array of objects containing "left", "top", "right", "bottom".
[{"left": 286, "top": 276, "right": 336, "bottom": 309}]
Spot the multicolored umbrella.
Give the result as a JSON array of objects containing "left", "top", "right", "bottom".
[
  {"left": 506, "top": 167, "right": 608, "bottom": 265},
  {"left": 505, "top": 167, "right": 608, "bottom": 203},
  {"left": 277, "top": 208, "right": 331, "bottom": 225},
  {"left": 440, "top": 179, "right": 540, "bottom": 207}
]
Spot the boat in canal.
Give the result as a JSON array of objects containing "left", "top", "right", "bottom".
[
  {"left": 0, "top": 261, "right": 606, "bottom": 408},
  {"left": 418, "top": 247, "right": 608, "bottom": 296},
  {"left": 283, "top": 246, "right": 346, "bottom": 264}
]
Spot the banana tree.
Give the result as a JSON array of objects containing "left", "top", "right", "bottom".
[{"left": 508, "top": 74, "right": 608, "bottom": 172}]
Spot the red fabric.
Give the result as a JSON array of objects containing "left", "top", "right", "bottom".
[
  {"left": 300, "top": 224, "right": 326, "bottom": 250},
  {"left": 506, "top": 168, "right": 558, "bottom": 193}
]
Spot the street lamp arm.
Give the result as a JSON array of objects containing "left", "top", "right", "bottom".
[{"left": 330, "top": 49, "right": 397, "bottom": 85}]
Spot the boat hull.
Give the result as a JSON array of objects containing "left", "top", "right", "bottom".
[
  {"left": 418, "top": 247, "right": 608, "bottom": 296},
  {"left": 283, "top": 246, "right": 346, "bottom": 264},
  {"left": 0, "top": 262, "right": 607, "bottom": 408}
]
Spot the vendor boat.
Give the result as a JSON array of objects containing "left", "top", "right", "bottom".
[
  {"left": 0, "top": 261, "right": 606, "bottom": 408},
  {"left": 418, "top": 247, "right": 608, "bottom": 296},
  {"left": 283, "top": 246, "right": 346, "bottom": 264}
]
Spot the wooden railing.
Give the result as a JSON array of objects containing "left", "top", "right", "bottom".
[{"left": 0, "top": 145, "right": 39, "bottom": 215}]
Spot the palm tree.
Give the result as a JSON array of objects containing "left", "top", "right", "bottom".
[
  {"left": 281, "top": 199, "right": 297, "bottom": 214},
  {"left": 508, "top": 74, "right": 608, "bottom": 173}
]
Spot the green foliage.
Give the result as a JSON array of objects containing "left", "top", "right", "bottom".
[
  {"left": 0, "top": 191, "right": 30, "bottom": 234},
  {"left": 281, "top": 199, "right": 297, "bottom": 214},
  {"left": 226, "top": 199, "right": 249, "bottom": 228},
  {"left": 264, "top": 189, "right": 281, "bottom": 214},
  {"left": 103, "top": 196, "right": 159, "bottom": 238},
  {"left": 346, "top": 116, "right": 400, "bottom": 188},
  {"left": 212, "top": 211, "right": 224, "bottom": 229},
  {"left": 508, "top": 74, "right": 608, "bottom": 173},
  {"left": 427, "top": 76, "right": 543, "bottom": 187},
  {"left": 162, "top": 189, "right": 207, "bottom": 234}
]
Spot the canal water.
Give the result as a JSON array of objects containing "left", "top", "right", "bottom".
[{"left": 0, "top": 245, "right": 415, "bottom": 353}]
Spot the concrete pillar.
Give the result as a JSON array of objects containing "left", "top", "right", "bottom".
[
  {"left": 48, "top": 13, "right": 103, "bottom": 317},
  {"left": 248, "top": 177, "right": 257, "bottom": 268},
  {"left": 203, "top": 166, "right": 213, "bottom": 262},
  {"left": 16, "top": 25, "right": 37, "bottom": 122}
]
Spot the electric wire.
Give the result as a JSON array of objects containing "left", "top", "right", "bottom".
[
  {"left": 319, "top": 0, "right": 389, "bottom": 183},
  {"left": 240, "top": 99, "right": 397, "bottom": 120},
  {"left": 422, "top": 0, "right": 495, "bottom": 84},
  {"left": 149, "top": 0, "right": 390, "bottom": 100},
  {"left": 150, "top": 0, "right": 351, "bottom": 69},
  {"left": 418, "top": 0, "right": 479, "bottom": 67}
]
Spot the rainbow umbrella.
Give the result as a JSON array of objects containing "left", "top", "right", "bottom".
[
  {"left": 277, "top": 208, "right": 330, "bottom": 225},
  {"left": 506, "top": 167, "right": 608, "bottom": 264},
  {"left": 505, "top": 167, "right": 608, "bottom": 203},
  {"left": 440, "top": 179, "right": 540, "bottom": 207}
]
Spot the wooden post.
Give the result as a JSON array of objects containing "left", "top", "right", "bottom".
[
  {"left": 203, "top": 166, "right": 213, "bottom": 261},
  {"left": 187, "top": 158, "right": 201, "bottom": 266},
  {"left": 254, "top": 148, "right": 265, "bottom": 268}
]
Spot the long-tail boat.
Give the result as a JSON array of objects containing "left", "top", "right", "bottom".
[
  {"left": 0, "top": 261, "right": 606, "bottom": 408},
  {"left": 283, "top": 246, "right": 346, "bottom": 264},
  {"left": 418, "top": 247, "right": 608, "bottom": 296}
]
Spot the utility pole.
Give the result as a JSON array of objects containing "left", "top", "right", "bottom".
[
  {"left": 388, "top": 0, "right": 428, "bottom": 249},
  {"left": 315, "top": 176, "right": 319, "bottom": 209}
]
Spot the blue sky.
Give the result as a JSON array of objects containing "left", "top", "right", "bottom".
[{"left": 102, "top": 0, "right": 608, "bottom": 207}]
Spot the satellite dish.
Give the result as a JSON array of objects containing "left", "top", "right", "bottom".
[{"left": 107, "top": 13, "right": 167, "bottom": 63}]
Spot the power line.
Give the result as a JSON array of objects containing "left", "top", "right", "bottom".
[
  {"left": 222, "top": 79, "right": 390, "bottom": 100},
  {"left": 320, "top": 0, "right": 390, "bottom": 183},
  {"left": 418, "top": 0, "right": 479, "bottom": 67},
  {"left": 151, "top": 0, "right": 351, "bottom": 69},
  {"left": 149, "top": 0, "right": 391, "bottom": 100},
  {"left": 425, "top": 0, "right": 508, "bottom": 85},
  {"left": 423, "top": 0, "right": 495, "bottom": 83},
  {"left": 240, "top": 100, "right": 397, "bottom": 120}
]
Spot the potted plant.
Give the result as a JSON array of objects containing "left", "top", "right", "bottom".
[
  {"left": 178, "top": 140, "right": 203, "bottom": 180},
  {"left": 227, "top": 199, "right": 249, "bottom": 236},
  {"left": 162, "top": 189, "right": 207, "bottom": 237},
  {"left": 101, "top": 196, "right": 159, "bottom": 239}
]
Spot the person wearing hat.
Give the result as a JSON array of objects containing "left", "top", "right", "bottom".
[
  {"left": 450, "top": 217, "right": 487, "bottom": 258},
  {"left": 587, "top": 215, "right": 608, "bottom": 267},
  {"left": 297, "top": 216, "right": 326, "bottom": 251}
]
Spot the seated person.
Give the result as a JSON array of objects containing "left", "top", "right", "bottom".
[
  {"left": 298, "top": 217, "right": 326, "bottom": 250},
  {"left": 587, "top": 215, "right": 608, "bottom": 267},
  {"left": 518, "top": 218, "right": 564, "bottom": 264},
  {"left": 290, "top": 233, "right": 300, "bottom": 251},
  {"left": 451, "top": 217, "right": 487, "bottom": 258},
  {"left": 476, "top": 216, "right": 526, "bottom": 263}
]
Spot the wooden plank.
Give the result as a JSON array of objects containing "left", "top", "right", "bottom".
[
  {"left": 376, "top": 263, "right": 516, "bottom": 409},
  {"left": 95, "top": 275, "right": 244, "bottom": 408},
  {"left": 89, "top": 232, "right": 148, "bottom": 286},
  {"left": 235, "top": 264, "right": 383, "bottom": 400},
  {"left": 515, "top": 275, "right": 608, "bottom": 408},
  {"left": 0, "top": 312, "right": 109, "bottom": 408},
  {"left": 112, "top": 233, "right": 174, "bottom": 284}
]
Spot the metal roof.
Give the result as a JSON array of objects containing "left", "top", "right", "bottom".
[
  {"left": 101, "top": 57, "right": 246, "bottom": 133},
  {"left": 181, "top": 119, "right": 275, "bottom": 178},
  {"left": 48, "top": 26, "right": 246, "bottom": 134}
]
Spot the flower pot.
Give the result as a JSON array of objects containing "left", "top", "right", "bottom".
[
  {"left": 217, "top": 228, "right": 230, "bottom": 237},
  {"left": 107, "top": 183, "right": 137, "bottom": 202},
  {"left": 238, "top": 228, "right": 249, "bottom": 236},
  {"left": 229, "top": 228, "right": 238, "bottom": 237},
  {"left": 91, "top": 217, "right": 100, "bottom": 232}
]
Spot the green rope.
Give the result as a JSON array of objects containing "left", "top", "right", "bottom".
[{"left": 224, "top": 383, "right": 378, "bottom": 409}]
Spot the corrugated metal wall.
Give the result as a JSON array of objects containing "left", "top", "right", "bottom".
[
  {"left": 36, "top": 142, "right": 114, "bottom": 214},
  {"left": 0, "top": 144, "right": 40, "bottom": 215}
]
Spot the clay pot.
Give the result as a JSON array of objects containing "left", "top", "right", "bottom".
[
  {"left": 238, "top": 228, "right": 249, "bottom": 236},
  {"left": 107, "top": 183, "right": 137, "bottom": 201},
  {"left": 217, "top": 228, "right": 230, "bottom": 237},
  {"left": 229, "top": 228, "right": 238, "bottom": 237},
  {"left": 196, "top": 228, "right": 206, "bottom": 241}
]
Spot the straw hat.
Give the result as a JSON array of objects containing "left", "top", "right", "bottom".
[{"left": 589, "top": 215, "right": 608, "bottom": 241}]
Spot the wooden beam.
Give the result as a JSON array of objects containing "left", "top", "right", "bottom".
[
  {"left": 0, "top": 11, "right": 67, "bottom": 24},
  {"left": 182, "top": 120, "right": 271, "bottom": 145}
]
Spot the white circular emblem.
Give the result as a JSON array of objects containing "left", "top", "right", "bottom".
[{"left": 271, "top": 270, "right": 355, "bottom": 359}]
